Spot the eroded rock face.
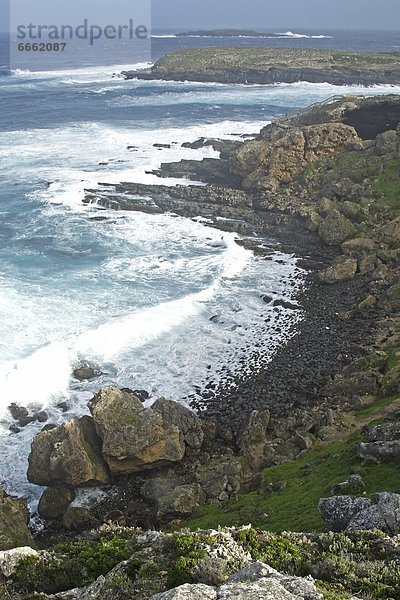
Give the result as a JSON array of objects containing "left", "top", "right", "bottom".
[
  {"left": 88, "top": 387, "right": 186, "bottom": 474},
  {"left": 27, "top": 416, "right": 109, "bottom": 487},
  {"left": 233, "top": 122, "right": 360, "bottom": 189}
]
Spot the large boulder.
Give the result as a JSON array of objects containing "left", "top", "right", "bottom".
[
  {"left": 319, "top": 492, "right": 400, "bottom": 534},
  {"left": 236, "top": 410, "right": 270, "bottom": 470},
  {"left": 0, "top": 489, "right": 36, "bottom": 550},
  {"left": 318, "top": 495, "right": 372, "bottom": 532},
  {"left": 317, "top": 256, "right": 358, "bottom": 284},
  {"left": 318, "top": 212, "right": 357, "bottom": 246},
  {"left": 38, "top": 487, "right": 76, "bottom": 519},
  {"left": 27, "top": 416, "right": 109, "bottom": 487},
  {"left": 88, "top": 387, "right": 186, "bottom": 474},
  {"left": 151, "top": 561, "right": 323, "bottom": 600},
  {"left": 347, "top": 492, "right": 400, "bottom": 534},
  {"left": 152, "top": 397, "right": 204, "bottom": 451}
]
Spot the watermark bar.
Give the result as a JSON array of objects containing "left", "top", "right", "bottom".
[{"left": 8, "top": 0, "right": 151, "bottom": 72}]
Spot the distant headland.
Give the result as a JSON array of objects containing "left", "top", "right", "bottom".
[{"left": 123, "top": 47, "right": 400, "bottom": 86}]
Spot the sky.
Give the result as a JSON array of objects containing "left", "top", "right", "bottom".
[
  {"left": 152, "top": 0, "right": 400, "bottom": 31},
  {"left": 3, "top": 0, "right": 400, "bottom": 32}
]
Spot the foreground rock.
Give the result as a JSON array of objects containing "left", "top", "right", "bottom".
[
  {"left": 5, "top": 527, "right": 396, "bottom": 599},
  {"left": 151, "top": 561, "right": 323, "bottom": 599}
]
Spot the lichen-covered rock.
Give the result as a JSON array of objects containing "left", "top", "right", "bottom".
[
  {"left": 358, "top": 440, "right": 400, "bottom": 462},
  {"left": 0, "top": 488, "right": 36, "bottom": 550},
  {"left": 38, "top": 487, "right": 76, "bottom": 519},
  {"left": 152, "top": 397, "right": 204, "bottom": 451},
  {"left": 151, "top": 584, "right": 217, "bottom": 599},
  {"left": 88, "top": 387, "right": 185, "bottom": 474},
  {"left": 318, "top": 212, "right": 357, "bottom": 246},
  {"left": 28, "top": 416, "right": 109, "bottom": 487},
  {"left": 317, "top": 255, "right": 358, "bottom": 284},
  {"left": 318, "top": 495, "right": 372, "bottom": 532},
  {"left": 0, "top": 546, "right": 39, "bottom": 577},
  {"left": 347, "top": 492, "right": 400, "bottom": 534},
  {"left": 157, "top": 484, "right": 204, "bottom": 520},
  {"left": 237, "top": 409, "right": 270, "bottom": 470},
  {"left": 331, "top": 473, "right": 366, "bottom": 495}
]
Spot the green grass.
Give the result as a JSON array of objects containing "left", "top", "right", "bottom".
[
  {"left": 183, "top": 404, "right": 400, "bottom": 533},
  {"left": 372, "top": 156, "right": 400, "bottom": 210}
]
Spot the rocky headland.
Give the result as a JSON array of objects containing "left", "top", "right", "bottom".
[
  {"left": 123, "top": 47, "right": 400, "bottom": 85},
  {"left": 3, "top": 94, "right": 400, "bottom": 598}
]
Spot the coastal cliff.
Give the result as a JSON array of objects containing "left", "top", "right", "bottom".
[
  {"left": 4, "top": 94, "right": 400, "bottom": 599},
  {"left": 123, "top": 47, "right": 400, "bottom": 85}
]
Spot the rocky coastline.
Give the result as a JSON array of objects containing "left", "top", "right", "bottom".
[
  {"left": 123, "top": 47, "right": 400, "bottom": 85},
  {"left": 3, "top": 93, "right": 400, "bottom": 598}
]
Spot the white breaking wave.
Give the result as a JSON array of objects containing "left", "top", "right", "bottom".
[{"left": 275, "top": 31, "right": 333, "bottom": 39}]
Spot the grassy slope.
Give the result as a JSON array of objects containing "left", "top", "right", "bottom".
[
  {"left": 152, "top": 48, "right": 400, "bottom": 73},
  {"left": 183, "top": 396, "right": 400, "bottom": 533}
]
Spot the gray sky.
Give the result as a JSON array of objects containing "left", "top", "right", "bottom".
[
  {"left": 152, "top": 0, "right": 400, "bottom": 31},
  {"left": 6, "top": 0, "right": 400, "bottom": 32}
]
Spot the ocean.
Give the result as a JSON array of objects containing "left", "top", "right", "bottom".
[{"left": 0, "top": 29, "right": 400, "bottom": 506}]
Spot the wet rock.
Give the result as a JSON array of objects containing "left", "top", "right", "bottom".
[
  {"left": 317, "top": 256, "right": 358, "bottom": 284},
  {"left": 7, "top": 404, "right": 47, "bottom": 427},
  {"left": 38, "top": 487, "right": 76, "bottom": 520},
  {"left": 28, "top": 416, "right": 109, "bottom": 487},
  {"left": 73, "top": 362, "right": 102, "bottom": 382},
  {"left": 0, "top": 489, "right": 36, "bottom": 550},
  {"left": 88, "top": 387, "right": 186, "bottom": 474}
]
